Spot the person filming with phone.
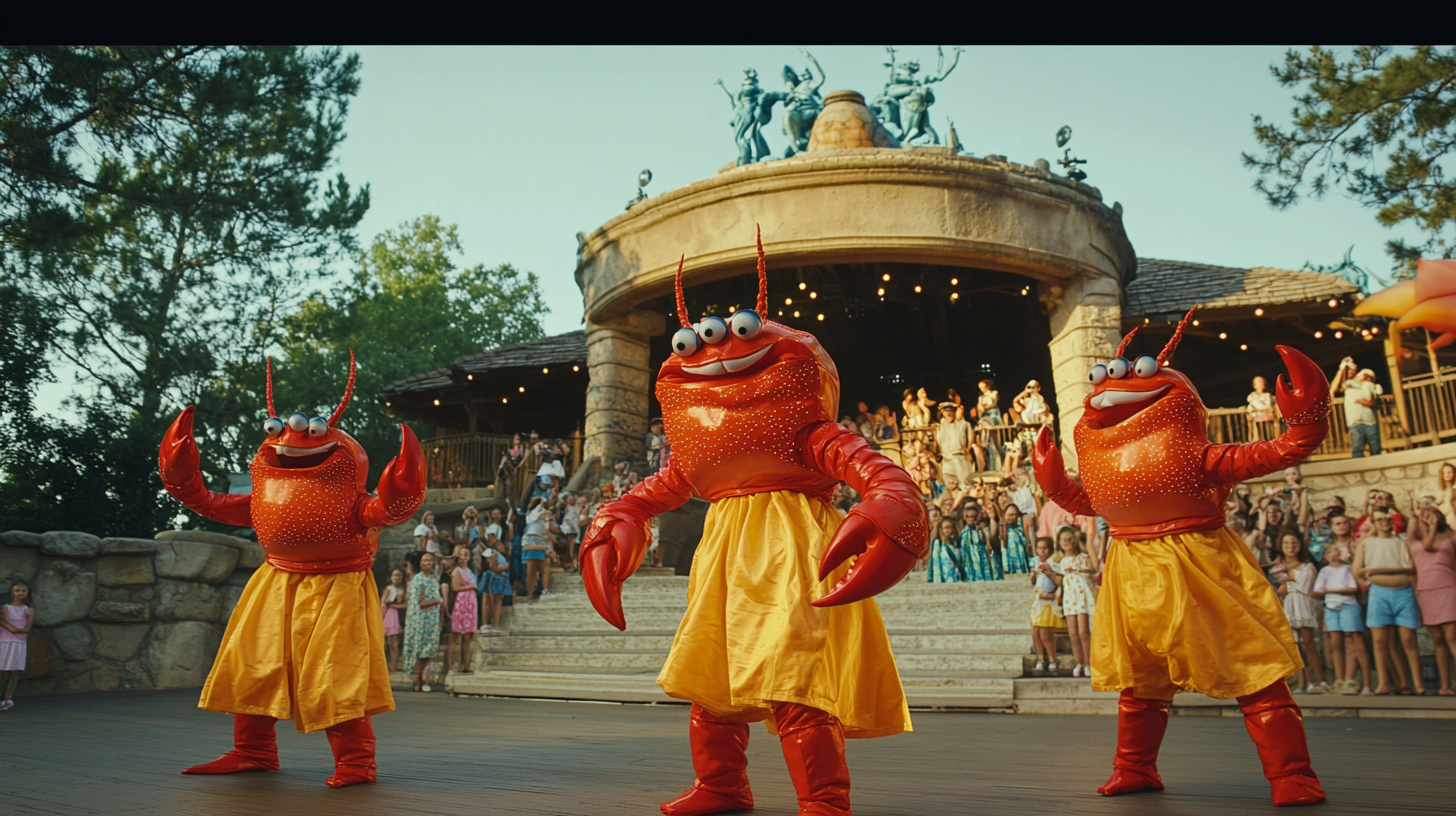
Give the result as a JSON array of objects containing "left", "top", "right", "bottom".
[{"left": 1330, "top": 356, "right": 1383, "bottom": 458}]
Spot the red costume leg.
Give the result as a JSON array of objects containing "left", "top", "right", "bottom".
[
  {"left": 181, "top": 714, "right": 279, "bottom": 775},
  {"left": 323, "top": 716, "right": 377, "bottom": 788},
  {"left": 660, "top": 704, "right": 754, "bottom": 816},
  {"left": 773, "top": 702, "right": 851, "bottom": 816},
  {"left": 1097, "top": 690, "right": 1168, "bottom": 796},
  {"left": 1237, "top": 682, "right": 1326, "bottom": 806}
]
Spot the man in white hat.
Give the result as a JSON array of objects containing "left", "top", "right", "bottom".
[{"left": 1330, "top": 357, "right": 1382, "bottom": 457}]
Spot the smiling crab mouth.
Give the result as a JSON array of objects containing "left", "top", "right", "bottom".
[
  {"left": 267, "top": 441, "right": 338, "bottom": 469},
  {"left": 682, "top": 344, "right": 774, "bottom": 377},
  {"left": 1089, "top": 385, "right": 1171, "bottom": 411}
]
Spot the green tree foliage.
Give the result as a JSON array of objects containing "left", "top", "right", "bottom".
[
  {"left": 1245, "top": 46, "right": 1456, "bottom": 266},
  {"left": 205, "top": 216, "right": 548, "bottom": 486},
  {"left": 0, "top": 46, "right": 367, "bottom": 537}
]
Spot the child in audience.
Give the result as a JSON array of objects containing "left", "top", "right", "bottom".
[
  {"left": 1275, "top": 531, "right": 1328, "bottom": 693},
  {"left": 1056, "top": 526, "right": 1096, "bottom": 678},
  {"left": 927, "top": 518, "right": 964, "bottom": 583},
  {"left": 1313, "top": 545, "right": 1372, "bottom": 695},
  {"left": 381, "top": 568, "right": 406, "bottom": 671},
  {"left": 0, "top": 581, "right": 32, "bottom": 711},
  {"left": 479, "top": 537, "right": 512, "bottom": 635},
  {"left": 1031, "top": 537, "right": 1065, "bottom": 674}
]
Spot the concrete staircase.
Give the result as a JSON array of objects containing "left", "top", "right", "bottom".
[{"left": 447, "top": 573, "right": 1083, "bottom": 709}]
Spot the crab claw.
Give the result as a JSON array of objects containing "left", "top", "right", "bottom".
[
  {"left": 361, "top": 425, "right": 427, "bottom": 527},
  {"left": 812, "top": 512, "right": 917, "bottom": 608},
  {"left": 1031, "top": 427, "right": 1064, "bottom": 492},
  {"left": 579, "top": 520, "right": 647, "bottom": 630},
  {"left": 159, "top": 406, "right": 201, "bottom": 489},
  {"left": 1274, "top": 345, "right": 1331, "bottom": 424}
]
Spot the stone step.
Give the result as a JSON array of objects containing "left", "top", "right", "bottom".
[
  {"left": 473, "top": 647, "right": 1028, "bottom": 678},
  {"left": 475, "top": 630, "right": 1034, "bottom": 657}
]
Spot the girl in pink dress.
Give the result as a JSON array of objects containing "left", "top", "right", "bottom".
[
  {"left": 1410, "top": 506, "right": 1456, "bottom": 695},
  {"left": 448, "top": 545, "right": 479, "bottom": 675},
  {"left": 381, "top": 568, "right": 406, "bottom": 672},
  {"left": 0, "top": 581, "right": 33, "bottom": 711}
]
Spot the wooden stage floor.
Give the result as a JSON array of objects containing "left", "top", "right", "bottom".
[{"left": 2, "top": 689, "right": 1448, "bottom": 815}]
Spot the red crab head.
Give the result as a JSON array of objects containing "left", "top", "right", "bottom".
[
  {"left": 251, "top": 350, "right": 370, "bottom": 490},
  {"left": 655, "top": 228, "right": 838, "bottom": 436},
  {"left": 1080, "top": 308, "right": 1205, "bottom": 430}
]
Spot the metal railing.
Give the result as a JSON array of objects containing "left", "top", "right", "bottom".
[{"left": 425, "top": 431, "right": 583, "bottom": 497}]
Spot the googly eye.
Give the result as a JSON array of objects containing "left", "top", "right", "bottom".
[
  {"left": 287, "top": 412, "right": 309, "bottom": 432},
  {"left": 1089, "top": 365, "right": 1107, "bottom": 385},
  {"left": 307, "top": 417, "right": 329, "bottom": 437},
  {"left": 696, "top": 316, "right": 729, "bottom": 345},
  {"left": 728, "top": 309, "right": 762, "bottom": 339},
  {"left": 1134, "top": 355, "right": 1160, "bottom": 378},
  {"left": 264, "top": 417, "right": 284, "bottom": 437},
  {"left": 671, "top": 327, "right": 699, "bottom": 357},
  {"left": 1106, "top": 358, "right": 1130, "bottom": 379}
]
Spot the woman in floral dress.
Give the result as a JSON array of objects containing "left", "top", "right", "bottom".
[{"left": 403, "top": 552, "right": 443, "bottom": 692}]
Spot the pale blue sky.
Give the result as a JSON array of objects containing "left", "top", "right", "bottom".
[{"left": 337, "top": 45, "right": 1418, "bottom": 337}]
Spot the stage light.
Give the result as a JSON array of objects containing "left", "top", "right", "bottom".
[
  {"left": 785, "top": 297, "right": 793, "bottom": 305},
  {"left": 502, "top": 398, "right": 508, "bottom": 403},
  {"left": 433, "top": 399, "right": 440, "bottom": 406},
  {"left": 543, "top": 367, "right": 549, "bottom": 374},
  {"left": 778, "top": 310, "right": 784, "bottom": 316},
  {"left": 809, "top": 291, "right": 817, "bottom": 299},
  {"left": 882, "top": 273, "right": 891, "bottom": 282},
  {"left": 1254, "top": 308, "right": 1264, "bottom": 316},
  {"left": 950, "top": 293, "right": 959, "bottom": 301},
  {"left": 518, "top": 386, "right": 525, "bottom": 392},
  {"left": 1219, "top": 332, "right": 1228, "bottom": 339},
  {"left": 816, "top": 314, "right": 824, "bottom": 321},
  {"left": 1315, "top": 331, "right": 1324, "bottom": 338},
  {"left": 1240, "top": 344, "right": 1248, "bottom": 350},
  {"left": 467, "top": 374, "right": 473, "bottom": 380},
  {"left": 1192, "top": 320, "right": 1200, "bottom": 326},
  {"left": 1328, "top": 299, "right": 1338, "bottom": 307},
  {"left": 1372, "top": 327, "right": 1380, "bottom": 335},
  {"left": 799, "top": 282, "right": 806, "bottom": 290},
  {"left": 951, "top": 278, "right": 959, "bottom": 285},
  {"left": 877, "top": 288, "right": 885, "bottom": 297},
  {"left": 573, "top": 365, "right": 580, "bottom": 372},
  {"left": 793, "top": 310, "right": 800, "bottom": 318},
  {"left": 1335, "top": 331, "right": 1343, "bottom": 339},
  {"left": 914, "top": 285, "right": 922, "bottom": 293}
]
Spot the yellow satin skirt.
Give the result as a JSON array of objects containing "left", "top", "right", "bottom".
[
  {"left": 199, "top": 564, "right": 394, "bottom": 733},
  {"left": 657, "top": 491, "right": 912, "bottom": 740},
  {"left": 1093, "top": 526, "right": 1302, "bottom": 701}
]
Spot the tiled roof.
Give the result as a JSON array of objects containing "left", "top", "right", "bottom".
[
  {"left": 380, "top": 331, "right": 586, "bottom": 397},
  {"left": 1126, "top": 259, "right": 1360, "bottom": 318}
]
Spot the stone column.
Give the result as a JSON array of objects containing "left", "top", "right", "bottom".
[
  {"left": 1044, "top": 273, "right": 1123, "bottom": 472},
  {"left": 584, "top": 309, "right": 667, "bottom": 474}
]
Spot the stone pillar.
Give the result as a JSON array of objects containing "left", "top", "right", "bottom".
[
  {"left": 1044, "top": 273, "right": 1123, "bottom": 472},
  {"left": 584, "top": 309, "right": 667, "bottom": 474}
]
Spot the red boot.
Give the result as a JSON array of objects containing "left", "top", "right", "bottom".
[
  {"left": 324, "top": 716, "right": 377, "bottom": 788},
  {"left": 1237, "top": 682, "right": 1326, "bottom": 806},
  {"left": 182, "top": 714, "right": 280, "bottom": 775},
  {"left": 773, "top": 702, "right": 851, "bottom": 816},
  {"left": 660, "top": 704, "right": 754, "bottom": 816},
  {"left": 1097, "top": 690, "right": 1168, "bottom": 796}
]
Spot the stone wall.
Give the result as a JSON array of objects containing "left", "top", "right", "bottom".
[
  {"left": 1246, "top": 441, "right": 1456, "bottom": 513},
  {"left": 0, "top": 529, "right": 264, "bottom": 696}
]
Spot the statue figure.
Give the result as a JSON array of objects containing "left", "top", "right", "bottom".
[
  {"left": 779, "top": 48, "right": 826, "bottom": 157},
  {"left": 871, "top": 46, "right": 963, "bottom": 146},
  {"left": 717, "top": 69, "right": 779, "bottom": 166}
]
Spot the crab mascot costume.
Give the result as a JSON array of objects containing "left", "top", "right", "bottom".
[
  {"left": 158, "top": 351, "right": 425, "bottom": 787},
  {"left": 1033, "top": 308, "right": 1328, "bottom": 806},
  {"left": 579, "top": 229, "right": 928, "bottom": 816}
]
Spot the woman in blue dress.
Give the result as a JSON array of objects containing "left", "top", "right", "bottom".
[
  {"left": 927, "top": 517, "right": 965, "bottom": 583},
  {"left": 998, "top": 503, "right": 1033, "bottom": 577},
  {"left": 960, "top": 504, "right": 1004, "bottom": 581}
]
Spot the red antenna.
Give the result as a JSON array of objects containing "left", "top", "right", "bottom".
[
  {"left": 265, "top": 358, "right": 277, "bottom": 417},
  {"left": 1115, "top": 326, "right": 1140, "bottom": 359},
  {"left": 755, "top": 224, "right": 768, "bottom": 315},
  {"left": 1157, "top": 306, "right": 1199, "bottom": 365},
  {"left": 673, "top": 255, "right": 689, "bottom": 328},
  {"left": 328, "top": 349, "right": 357, "bottom": 427}
]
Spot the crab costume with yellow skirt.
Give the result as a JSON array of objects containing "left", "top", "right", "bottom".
[
  {"left": 1033, "top": 309, "right": 1328, "bottom": 807},
  {"left": 580, "top": 230, "right": 928, "bottom": 816},
  {"left": 157, "top": 352, "right": 425, "bottom": 787}
]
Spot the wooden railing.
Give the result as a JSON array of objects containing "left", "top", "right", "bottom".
[
  {"left": 902, "top": 424, "right": 1031, "bottom": 460},
  {"left": 1205, "top": 396, "right": 1410, "bottom": 461},
  {"left": 425, "top": 432, "right": 583, "bottom": 497},
  {"left": 1397, "top": 368, "right": 1456, "bottom": 447}
]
